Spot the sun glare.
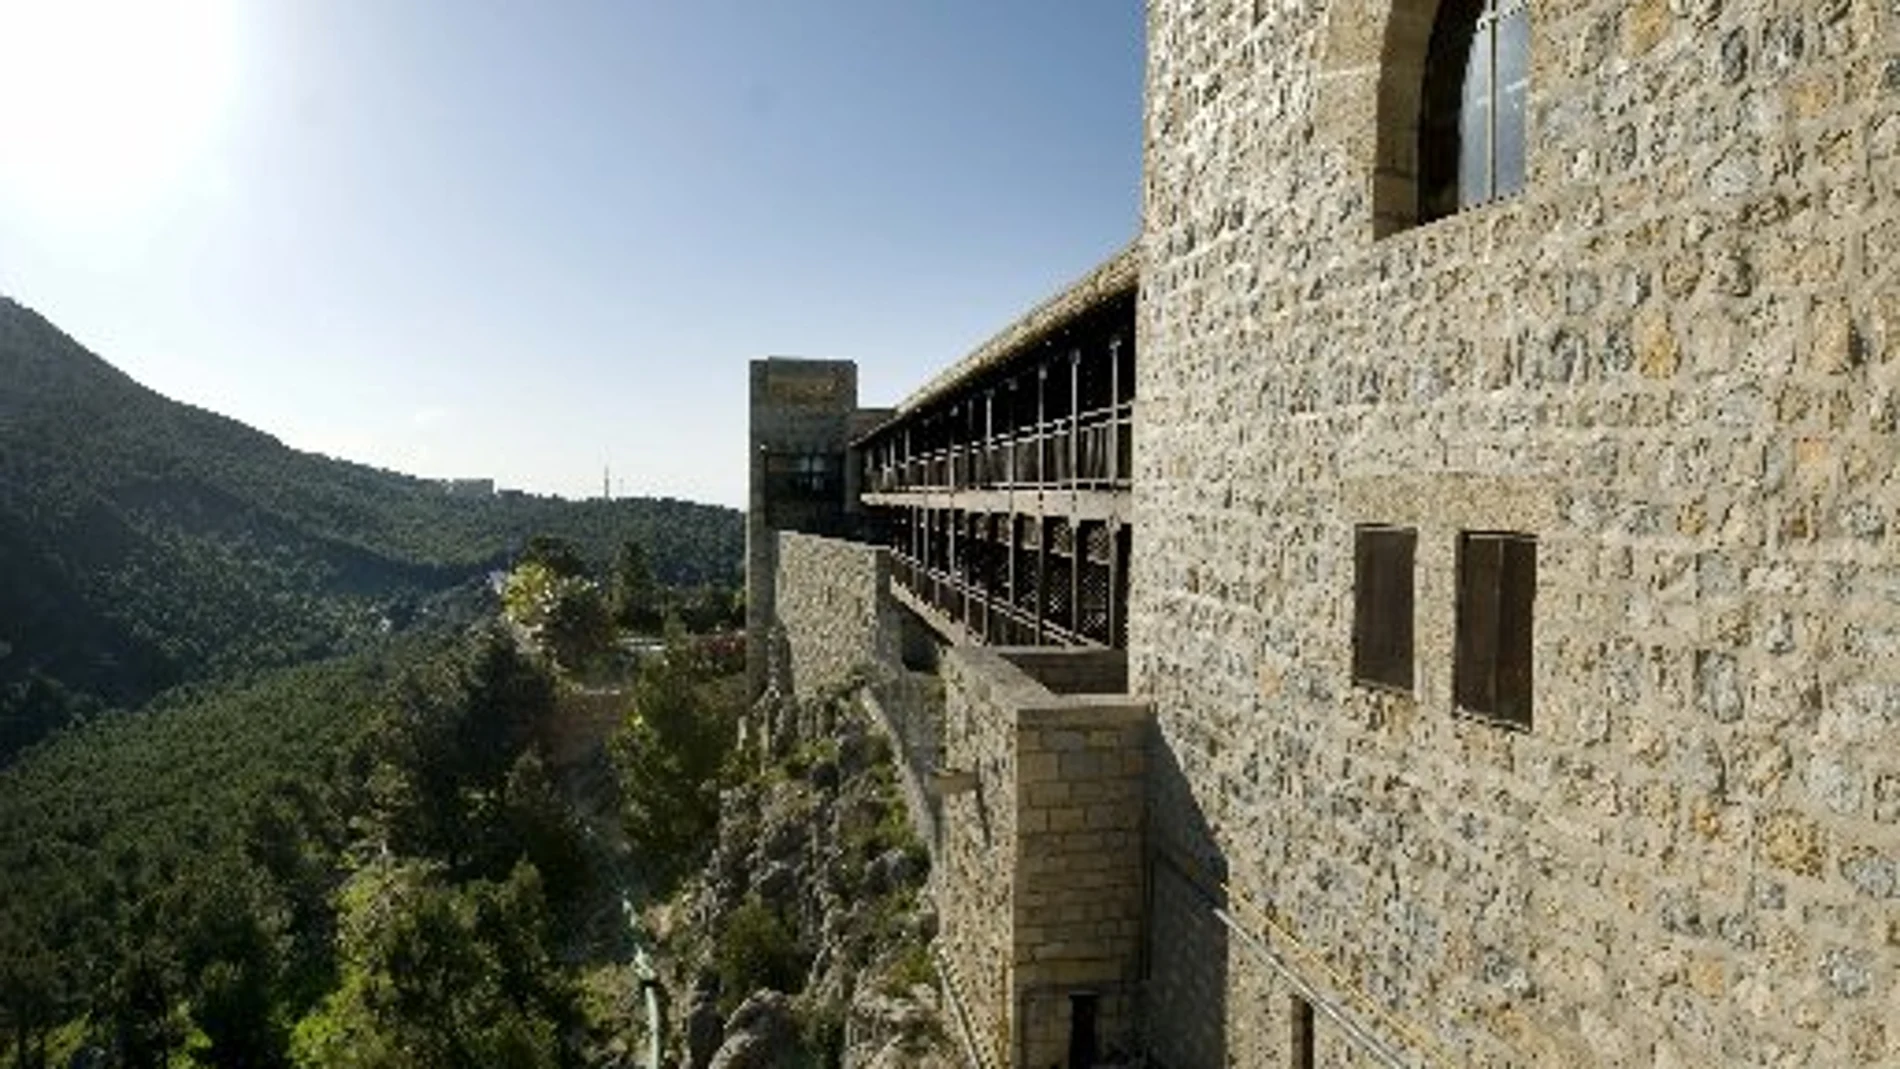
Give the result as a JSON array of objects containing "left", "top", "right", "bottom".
[{"left": 0, "top": 0, "right": 238, "bottom": 227}]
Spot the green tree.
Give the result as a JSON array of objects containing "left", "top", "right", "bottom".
[
  {"left": 713, "top": 897, "right": 806, "bottom": 1015},
  {"left": 501, "top": 750, "right": 593, "bottom": 918},
  {"left": 669, "top": 583, "right": 743, "bottom": 634},
  {"left": 288, "top": 860, "right": 570, "bottom": 1069},
  {"left": 611, "top": 638, "right": 740, "bottom": 886},
  {"left": 369, "top": 631, "right": 557, "bottom": 874},
  {"left": 609, "top": 538, "right": 661, "bottom": 633},
  {"left": 179, "top": 863, "right": 287, "bottom": 1068},
  {"left": 540, "top": 580, "right": 612, "bottom": 673},
  {"left": 519, "top": 535, "right": 588, "bottom": 580},
  {"left": 501, "top": 563, "right": 613, "bottom": 672},
  {"left": 0, "top": 909, "right": 60, "bottom": 1069}
]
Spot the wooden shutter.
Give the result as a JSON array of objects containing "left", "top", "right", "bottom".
[
  {"left": 1456, "top": 531, "right": 1535, "bottom": 727},
  {"left": 1497, "top": 534, "right": 1536, "bottom": 724},
  {"left": 1353, "top": 526, "right": 1416, "bottom": 692},
  {"left": 1455, "top": 533, "right": 1501, "bottom": 713}
]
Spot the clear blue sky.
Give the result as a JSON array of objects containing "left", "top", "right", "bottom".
[{"left": 0, "top": 1, "right": 1143, "bottom": 507}]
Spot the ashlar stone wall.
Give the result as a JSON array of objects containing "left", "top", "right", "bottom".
[
  {"left": 1006, "top": 650, "right": 1147, "bottom": 1069},
  {"left": 1138, "top": 0, "right": 1900, "bottom": 1065},
  {"left": 939, "top": 646, "right": 1151, "bottom": 1069}
]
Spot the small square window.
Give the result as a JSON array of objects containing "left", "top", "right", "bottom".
[
  {"left": 766, "top": 451, "right": 840, "bottom": 497},
  {"left": 1352, "top": 525, "right": 1416, "bottom": 693},
  {"left": 1455, "top": 531, "right": 1535, "bottom": 727}
]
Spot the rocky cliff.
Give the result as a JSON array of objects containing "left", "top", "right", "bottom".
[{"left": 648, "top": 686, "right": 960, "bottom": 1069}]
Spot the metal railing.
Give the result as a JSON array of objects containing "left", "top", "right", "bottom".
[
  {"left": 888, "top": 549, "right": 1097, "bottom": 648},
  {"left": 863, "top": 401, "right": 1133, "bottom": 495}
]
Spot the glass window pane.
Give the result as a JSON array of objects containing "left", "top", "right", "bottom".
[
  {"left": 1459, "top": 24, "right": 1493, "bottom": 207},
  {"left": 1494, "top": 8, "right": 1530, "bottom": 198}
]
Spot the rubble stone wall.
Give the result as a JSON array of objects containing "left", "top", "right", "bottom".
[
  {"left": 772, "top": 533, "right": 950, "bottom": 859},
  {"left": 746, "top": 358, "right": 862, "bottom": 698},
  {"left": 1136, "top": 1, "right": 1900, "bottom": 1065},
  {"left": 772, "top": 532, "right": 897, "bottom": 699}
]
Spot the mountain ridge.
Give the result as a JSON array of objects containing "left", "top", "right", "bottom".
[{"left": 0, "top": 294, "right": 743, "bottom": 758}]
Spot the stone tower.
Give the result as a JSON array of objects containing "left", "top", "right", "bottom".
[{"left": 745, "top": 358, "right": 866, "bottom": 699}]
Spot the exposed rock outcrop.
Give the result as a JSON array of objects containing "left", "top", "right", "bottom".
[
  {"left": 707, "top": 991, "right": 800, "bottom": 1069},
  {"left": 653, "top": 685, "right": 956, "bottom": 1069}
]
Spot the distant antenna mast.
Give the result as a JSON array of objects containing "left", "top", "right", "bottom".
[{"left": 603, "top": 464, "right": 612, "bottom": 501}]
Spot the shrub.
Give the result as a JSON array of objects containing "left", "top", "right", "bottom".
[{"left": 712, "top": 897, "right": 806, "bottom": 1015}]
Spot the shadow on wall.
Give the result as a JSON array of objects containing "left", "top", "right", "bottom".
[
  {"left": 864, "top": 663, "right": 948, "bottom": 855},
  {"left": 898, "top": 606, "right": 940, "bottom": 672},
  {"left": 1143, "top": 727, "right": 1229, "bottom": 1069}
]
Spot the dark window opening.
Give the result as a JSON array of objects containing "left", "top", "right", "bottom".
[
  {"left": 764, "top": 451, "right": 841, "bottom": 499},
  {"left": 1067, "top": 992, "right": 1099, "bottom": 1069},
  {"left": 1454, "top": 531, "right": 1535, "bottom": 727},
  {"left": 1420, "top": 0, "right": 1529, "bottom": 222},
  {"left": 1352, "top": 525, "right": 1416, "bottom": 693},
  {"left": 1290, "top": 995, "right": 1314, "bottom": 1069}
]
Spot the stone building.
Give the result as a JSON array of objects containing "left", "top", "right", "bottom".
[{"left": 748, "top": 1, "right": 1900, "bottom": 1065}]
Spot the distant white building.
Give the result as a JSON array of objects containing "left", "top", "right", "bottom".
[{"left": 440, "top": 478, "right": 495, "bottom": 498}]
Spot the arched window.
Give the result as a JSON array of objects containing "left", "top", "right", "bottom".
[{"left": 1419, "top": 0, "right": 1529, "bottom": 222}]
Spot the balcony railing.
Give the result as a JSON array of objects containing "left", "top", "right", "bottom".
[
  {"left": 887, "top": 545, "right": 1113, "bottom": 649},
  {"left": 862, "top": 400, "right": 1133, "bottom": 496}
]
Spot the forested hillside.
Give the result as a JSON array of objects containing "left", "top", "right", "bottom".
[
  {"left": 0, "top": 296, "right": 742, "bottom": 758},
  {"left": 0, "top": 623, "right": 947, "bottom": 1069},
  {"left": 0, "top": 627, "right": 741, "bottom": 1067}
]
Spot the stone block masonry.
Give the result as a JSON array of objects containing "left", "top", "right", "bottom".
[
  {"left": 770, "top": 532, "right": 898, "bottom": 700},
  {"left": 1010, "top": 697, "right": 1146, "bottom": 1069},
  {"left": 1138, "top": 0, "right": 1900, "bottom": 1064},
  {"left": 746, "top": 358, "right": 864, "bottom": 699},
  {"left": 937, "top": 648, "right": 1022, "bottom": 1069},
  {"left": 747, "top": 2, "right": 1900, "bottom": 1063},
  {"left": 766, "top": 531, "right": 948, "bottom": 855},
  {"left": 938, "top": 646, "right": 1149, "bottom": 1069}
]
